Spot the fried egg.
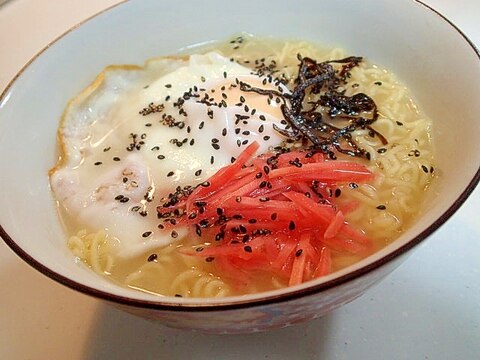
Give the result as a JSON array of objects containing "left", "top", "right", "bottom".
[{"left": 50, "top": 52, "right": 289, "bottom": 257}]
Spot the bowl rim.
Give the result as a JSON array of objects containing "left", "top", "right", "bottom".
[{"left": 1, "top": 0, "right": 479, "bottom": 311}]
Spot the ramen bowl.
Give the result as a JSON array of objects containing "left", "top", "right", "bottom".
[{"left": 0, "top": 0, "right": 479, "bottom": 333}]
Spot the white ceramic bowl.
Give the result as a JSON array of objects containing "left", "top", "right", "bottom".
[{"left": 0, "top": 0, "right": 479, "bottom": 333}]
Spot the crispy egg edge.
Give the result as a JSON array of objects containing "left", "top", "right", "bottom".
[{"left": 49, "top": 55, "right": 189, "bottom": 177}]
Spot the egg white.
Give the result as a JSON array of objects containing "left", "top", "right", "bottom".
[{"left": 50, "top": 52, "right": 289, "bottom": 257}]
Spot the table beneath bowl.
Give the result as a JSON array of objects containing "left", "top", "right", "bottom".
[{"left": 0, "top": 0, "right": 478, "bottom": 359}]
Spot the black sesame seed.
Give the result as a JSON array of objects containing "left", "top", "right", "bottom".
[
  {"left": 113, "top": 157, "right": 121, "bottom": 161},
  {"left": 377, "top": 148, "right": 387, "bottom": 154},
  {"left": 271, "top": 212, "right": 277, "bottom": 220},
  {"left": 376, "top": 205, "right": 387, "bottom": 210},
  {"left": 335, "top": 189, "right": 342, "bottom": 197},
  {"left": 289, "top": 220, "right": 296, "bottom": 230},
  {"left": 119, "top": 197, "right": 130, "bottom": 203},
  {"left": 396, "top": 121, "right": 404, "bottom": 126},
  {"left": 206, "top": 256, "right": 215, "bottom": 262},
  {"left": 165, "top": 84, "right": 172, "bottom": 88},
  {"left": 167, "top": 171, "right": 175, "bottom": 177},
  {"left": 263, "top": 165, "right": 270, "bottom": 174},
  {"left": 295, "top": 249, "right": 303, "bottom": 257},
  {"left": 114, "top": 195, "right": 124, "bottom": 200},
  {"left": 199, "top": 121, "right": 205, "bottom": 129},
  {"left": 147, "top": 253, "right": 157, "bottom": 262},
  {"left": 195, "top": 169, "right": 202, "bottom": 176},
  {"left": 103, "top": 147, "right": 111, "bottom": 152},
  {"left": 244, "top": 245, "right": 252, "bottom": 253},
  {"left": 263, "top": 136, "right": 270, "bottom": 141},
  {"left": 212, "top": 143, "right": 220, "bottom": 150},
  {"left": 157, "top": 154, "right": 165, "bottom": 160},
  {"left": 289, "top": 158, "right": 302, "bottom": 168},
  {"left": 421, "top": 165, "right": 429, "bottom": 173},
  {"left": 142, "top": 231, "right": 152, "bottom": 238},
  {"left": 210, "top": 155, "right": 215, "bottom": 164},
  {"left": 171, "top": 230, "right": 178, "bottom": 238},
  {"left": 159, "top": 211, "right": 171, "bottom": 219},
  {"left": 94, "top": 161, "right": 102, "bottom": 166},
  {"left": 195, "top": 247, "right": 204, "bottom": 252},
  {"left": 349, "top": 182, "right": 359, "bottom": 189},
  {"left": 222, "top": 128, "right": 227, "bottom": 136}
]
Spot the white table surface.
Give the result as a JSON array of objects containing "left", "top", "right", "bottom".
[{"left": 0, "top": 1, "right": 478, "bottom": 359}]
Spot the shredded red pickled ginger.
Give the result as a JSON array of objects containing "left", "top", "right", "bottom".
[{"left": 157, "top": 141, "right": 374, "bottom": 287}]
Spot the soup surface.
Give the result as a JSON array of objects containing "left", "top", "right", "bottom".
[{"left": 50, "top": 36, "right": 435, "bottom": 297}]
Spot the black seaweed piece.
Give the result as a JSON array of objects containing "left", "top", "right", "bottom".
[{"left": 241, "top": 55, "right": 386, "bottom": 158}]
